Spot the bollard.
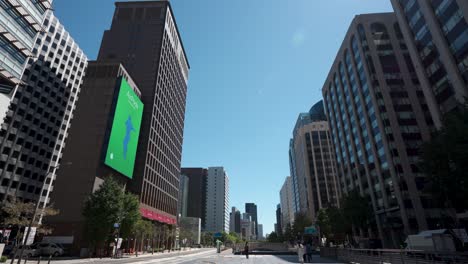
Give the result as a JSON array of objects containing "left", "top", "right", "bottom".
[
  {"left": 37, "top": 256, "right": 41, "bottom": 264},
  {"left": 47, "top": 255, "right": 51, "bottom": 264}
]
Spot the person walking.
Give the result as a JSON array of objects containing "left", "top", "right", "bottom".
[
  {"left": 305, "top": 242, "right": 313, "bottom": 262},
  {"left": 297, "top": 243, "right": 305, "bottom": 264},
  {"left": 244, "top": 242, "right": 249, "bottom": 259}
]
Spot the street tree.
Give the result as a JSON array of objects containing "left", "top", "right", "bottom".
[
  {"left": 420, "top": 105, "right": 468, "bottom": 216},
  {"left": 292, "top": 212, "right": 312, "bottom": 238}
]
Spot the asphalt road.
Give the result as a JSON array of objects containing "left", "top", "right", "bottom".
[{"left": 49, "top": 249, "right": 344, "bottom": 264}]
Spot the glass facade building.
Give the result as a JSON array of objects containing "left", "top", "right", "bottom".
[
  {"left": 289, "top": 101, "right": 340, "bottom": 221},
  {"left": 322, "top": 13, "right": 444, "bottom": 247},
  {"left": 391, "top": 0, "right": 468, "bottom": 126}
]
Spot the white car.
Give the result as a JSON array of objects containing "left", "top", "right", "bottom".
[
  {"left": 10, "top": 245, "right": 39, "bottom": 258},
  {"left": 37, "top": 243, "right": 64, "bottom": 256}
]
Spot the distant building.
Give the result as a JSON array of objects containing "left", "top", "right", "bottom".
[
  {"left": 205, "top": 167, "right": 229, "bottom": 233},
  {"left": 391, "top": 0, "right": 468, "bottom": 126},
  {"left": 257, "top": 224, "right": 264, "bottom": 240},
  {"left": 275, "top": 204, "right": 282, "bottom": 235},
  {"left": 181, "top": 168, "right": 208, "bottom": 229},
  {"left": 229, "top": 207, "right": 241, "bottom": 234},
  {"left": 241, "top": 213, "right": 255, "bottom": 241},
  {"left": 245, "top": 203, "right": 258, "bottom": 237},
  {"left": 178, "top": 174, "right": 189, "bottom": 218},
  {"left": 280, "top": 176, "right": 295, "bottom": 232},
  {"left": 289, "top": 100, "right": 340, "bottom": 221}
]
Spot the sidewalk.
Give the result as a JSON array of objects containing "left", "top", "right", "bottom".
[{"left": 50, "top": 248, "right": 209, "bottom": 263}]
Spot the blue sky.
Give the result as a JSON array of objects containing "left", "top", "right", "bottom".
[{"left": 53, "top": 0, "right": 393, "bottom": 234}]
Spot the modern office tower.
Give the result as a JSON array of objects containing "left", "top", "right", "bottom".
[
  {"left": 289, "top": 101, "right": 340, "bottom": 221},
  {"left": 229, "top": 207, "right": 241, "bottom": 234},
  {"left": 257, "top": 224, "right": 264, "bottom": 240},
  {"left": 97, "top": 1, "right": 190, "bottom": 225},
  {"left": 322, "top": 13, "right": 439, "bottom": 247},
  {"left": 280, "top": 176, "right": 295, "bottom": 231},
  {"left": 205, "top": 167, "right": 229, "bottom": 233},
  {"left": 0, "top": 12, "right": 87, "bottom": 208},
  {"left": 0, "top": 0, "right": 51, "bottom": 122},
  {"left": 177, "top": 174, "right": 189, "bottom": 218},
  {"left": 275, "top": 204, "right": 282, "bottom": 235},
  {"left": 288, "top": 139, "right": 300, "bottom": 215},
  {"left": 245, "top": 203, "right": 258, "bottom": 237},
  {"left": 391, "top": 0, "right": 468, "bottom": 126},
  {"left": 49, "top": 62, "right": 141, "bottom": 247},
  {"left": 181, "top": 167, "right": 208, "bottom": 229},
  {"left": 241, "top": 213, "right": 255, "bottom": 241}
]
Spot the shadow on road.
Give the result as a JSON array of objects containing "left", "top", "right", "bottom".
[{"left": 273, "top": 255, "right": 342, "bottom": 263}]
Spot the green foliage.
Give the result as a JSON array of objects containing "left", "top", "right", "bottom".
[
  {"left": 0, "top": 256, "right": 7, "bottom": 263},
  {"left": 316, "top": 206, "right": 348, "bottom": 240},
  {"left": 267, "top": 231, "right": 281, "bottom": 242},
  {"left": 341, "top": 190, "right": 373, "bottom": 230},
  {"left": 293, "top": 212, "right": 312, "bottom": 238},
  {"left": 134, "top": 218, "right": 153, "bottom": 237},
  {"left": 421, "top": 106, "right": 468, "bottom": 212},
  {"left": 119, "top": 193, "right": 141, "bottom": 239},
  {"left": 200, "top": 232, "right": 213, "bottom": 246},
  {"left": 283, "top": 223, "right": 294, "bottom": 242},
  {"left": 82, "top": 177, "right": 140, "bottom": 247}
]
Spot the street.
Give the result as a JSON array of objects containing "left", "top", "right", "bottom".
[{"left": 48, "top": 249, "right": 344, "bottom": 264}]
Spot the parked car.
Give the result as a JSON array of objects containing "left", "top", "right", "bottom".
[
  {"left": 36, "top": 243, "right": 64, "bottom": 257},
  {"left": 9, "top": 245, "right": 38, "bottom": 258}
]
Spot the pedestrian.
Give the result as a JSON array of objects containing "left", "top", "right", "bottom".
[
  {"left": 297, "top": 243, "right": 305, "bottom": 264},
  {"left": 244, "top": 242, "right": 249, "bottom": 259},
  {"left": 306, "top": 242, "right": 313, "bottom": 262}
]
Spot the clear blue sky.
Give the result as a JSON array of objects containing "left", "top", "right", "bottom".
[{"left": 53, "top": 0, "right": 393, "bottom": 234}]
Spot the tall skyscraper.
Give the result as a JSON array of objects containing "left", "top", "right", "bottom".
[
  {"left": 322, "top": 13, "right": 439, "bottom": 247},
  {"left": 96, "top": 1, "right": 189, "bottom": 225},
  {"left": 279, "top": 176, "right": 295, "bottom": 231},
  {"left": 205, "top": 167, "right": 229, "bottom": 233},
  {"left": 49, "top": 62, "right": 141, "bottom": 246},
  {"left": 275, "top": 204, "right": 282, "bottom": 235},
  {"left": 229, "top": 206, "right": 241, "bottom": 234},
  {"left": 0, "top": 0, "right": 51, "bottom": 122},
  {"left": 0, "top": 11, "right": 87, "bottom": 207},
  {"left": 257, "top": 224, "right": 264, "bottom": 240},
  {"left": 391, "top": 0, "right": 468, "bottom": 126},
  {"left": 289, "top": 101, "right": 340, "bottom": 221},
  {"left": 177, "top": 174, "right": 189, "bottom": 218},
  {"left": 181, "top": 168, "right": 208, "bottom": 229},
  {"left": 245, "top": 203, "right": 258, "bottom": 237}
]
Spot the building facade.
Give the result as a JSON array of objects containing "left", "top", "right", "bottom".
[
  {"left": 245, "top": 203, "right": 258, "bottom": 237},
  {"left": 0, "top": 12, "right": 87, "bottom": 208},
  {"left": 0, "top": 0, "right": 51, "bottom": 122},
  {"left": 177, "top": 174, "right": 189, "bottom": 218},
  {"left": 279, "top": 176, "right": 295, "bottom": 231},
  {"left": 275, "top": 204, "right": 282, "bottom": 235},
  {"left": 205, "top": 167, "right": 229, "bottom": 233},
  {"left": 97, "top": 1, "right": 190, "bottom": 225},
  {"left": 229, "top": 207, "right": 241, "bottom": 234},
  {"left": 391, "top": 0, "right": 468, "bottom": 126},
  {"left": 322, "top": 13, "right": 439, "bottom": 247},
  {"left": 49, "top": 62, "right": 140, "bottom": 247},
  {"left": 180, "top": 168, "right": 208, "bottom": 229},
  {"left": 289, "top": 101, "right": 340, "bottom": 221},
  {"left": 257, "top": 224, "right": 264, "bottom": 240}
]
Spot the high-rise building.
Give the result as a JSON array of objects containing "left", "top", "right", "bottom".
[
  {"left": 275, "top": 204, "right": 282, "bottom": 235},
  {"left": 245, "top": 203, "right": 258, "bottom": 237},
  {"left": 229, "top": 207, "right": 241, "bottom": 234},
  {"left": 280, "top": 176, "right": 295, "bottom": 231},
  {"left": 49, "top": 62, "right": 141, "bottom": 247},
  {"left": 0, "top": 0, "right": 51, "bottom": 122},
  {"left": 177, "top": 174, "right": 189, "bottom": 218},
  {"left": 391, "top": 0, "right": 468, "bottom": 126},
  {"left": 0, "top": 12, "right": 87, "bottom": 207},
  {"left": 180, "top": 168, "right": 208, "bottom": 229},
  {"left": 97, "top": 1, "right": 190, "bottom": 225},
  {"left": 322, "top": 13, "right": 439, "bottom": 247},
  {"left": 257, "top": 224, "right": 264, "bottom": 240},
  {"left": 205, "top": 167, "right": 229, "bottom": 233},
  {"left": 240, "top": 213, "right": 255, "bottom": 241},
  {"left": 289, "top": 101, "right": 340, "bottom": 221},
  {"left": 288, "top": 139, "right": 300, "bottom": 215}
]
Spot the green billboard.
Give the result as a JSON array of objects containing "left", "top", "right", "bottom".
[{"left": 104, "top": 78, "right": 143, "bottom": 178}]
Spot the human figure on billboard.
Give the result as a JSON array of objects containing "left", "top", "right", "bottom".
[{"left": 123, "top": 115, "right": 135, "bottom": 159}]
